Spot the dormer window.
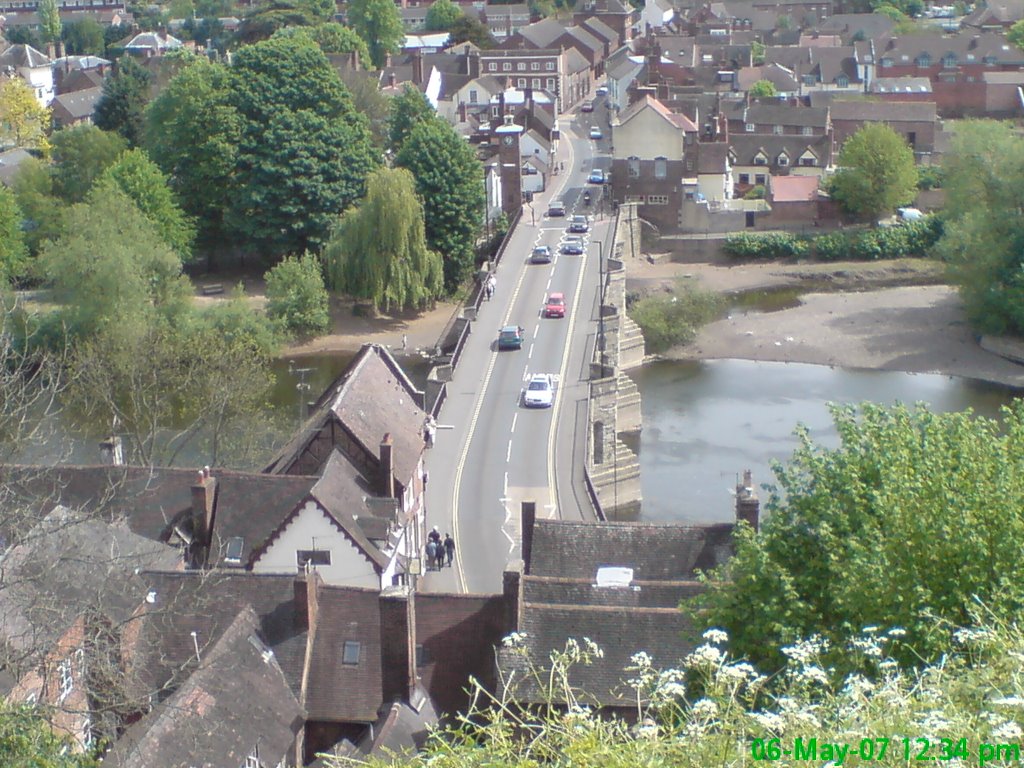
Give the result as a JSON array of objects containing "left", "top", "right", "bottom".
[
  {"left": 745, "top": 123, "right": 754, "bottom": 132},
  {"left": 778, "top": 154, "right": 789, "bottom": 166},
  {"left": 916, "top": 53, "right": 931, "bottom": 67},
  {"left": 754, "top": 154, "right": 767, "bottom": 165},
  {"left": 880, "top": 57, "right": 893, "bottom": 67},
  {"left": 942, "top": 54, "right": 957, "bottom": 68},
  {"left": 836, "top": 75, "right": 849, "bottom": 87},
  {"left": 984, "top": 55, "right": 997, "bottom": 65}
]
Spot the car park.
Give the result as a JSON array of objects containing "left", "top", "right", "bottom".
[
  {"left": 547, "top": 201, "right": 566, "bottom": 217},
  {"left": 588, "top": 169, "right": 605, "bottom": 184},
  {"left": 589, "top": 126, "right": 603, "bottom": 140},
  {"left": 561, "top": 236, "right": 584, "bottom": 255},
  {"left": 497, "top": 325, "right": 525, "bottom": 350},
  {"left": 568, "top": 215, "right": 589, "bottom": 233},
  {"left": 581, "top": 101, "right": 594, "bottom": 112},
  {"left": 544, "top": 292, "right": 566, "bottom": 318},
  {"left": 523, "top": 373, "right": 555, "bottom": 408},
  {"left": 531, "top": 245, "right": 552, "bottom": 263}
]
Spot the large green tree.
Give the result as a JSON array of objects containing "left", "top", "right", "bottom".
[
  {"left": 424, "top": 0, "right": 462, "bottom": 31},
  {"left": 0, "top": 186, "right": 28, "bottom": 284},
  {"left": 62, "top": 18, "right": 105, "bottom": 55},
  {"left": 447, "top": 14, "right": 495, "bottom": 48},
  {"left": 938, "top": 119, "right": 1024, "bottom": 335},
  {"left": 264, "top": 252, "right": 330, "bottom": 334},
  {"left": 324, "top": 167, "right": 443, "bottom": 310},
  {"left": 0, "top": 78, "right": 50, "bottom": 151},
  {"left": 11, "top": 159, "right": 65, "bottom": 255},
  {"left": 693, "top": 402, "right": 1024, "bottom": 672},
  {"left": 273, "top": 22, "right": 370, "bottom": 62},
  {"left": 828, "top": 122, "right": 918, "bottom": 221},
  {"left": 396, "top": 117, "right": 485, "bottom": 291},
  {"left": 37, "top": 0, "right": 62, "bottom": 42},
  {"left": 227, "top": 36, "right": 378, "bottom": 256},
  {"left": 49, "top": 124, "right": 128, "bottom": 202},
  {"left": 1009, "top": 18, "right": 1024, "bottom": 50},
  {"left": 238, "top": 0, "right": 337, "bottom": 42},
  {"left": 387, "top": 83, "right": 436, "bottom": 152},
  {"left": 94, "top": 56, "right": 152, "bottom": 146},
  {"left": 144, "top": 58, "right": 240, "bottom": 251},
  {"left": 346, "top": 0, "right": 404, "bottom": 68}
]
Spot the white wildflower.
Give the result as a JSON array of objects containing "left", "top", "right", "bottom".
[
  {"left": 702, "top": 628, "right": 729, "bottom": 645},
  {"left": 862, "top": 626, "right": 879, "bottom": 634},
  {"left": 634, "top": 719, "right": 660, "bottom": 739},
  {"left": 849, "top": 636, "right": 883, "bottom": 658},
  {"left": 794, "top": 665, "right": 830, "bottom": 685},
  {"left": 631, "top": 651, "right": 652, "bottom": 669},
  {"left": 787, "top": 710, "right": 821, "bottom": 729},
  {"left": 953, "top": 627, "right": 992, "bottom": 646},
  {"left": 887, "top": 627, "right": 907, "bottom": 637},
  {"left": 749, "top": 711, "right": 785, "bottom": 732},
  {"left": 583, "top": 637, "right": 604, "bottom": 659},
  {"left": 720, "top": 662, "right": 756, "bottom": 683},
  {"left": 691, "top": 699, "right": 719, "bottom": 719},
  {"left": 992, "top": 697, "right": 1024, "bottom": 707},
  {"left": 656, "top": 681, "right": 687, "bottom": 699},
  {"left": 501, "top": 632, "right": 527, "bottom": 648},
  {"left": 991, "top": 721, "right": 1023, "bottom": 742},
  {"left": 564, "top": 704, "right": 591, "bottom": 721},
  {"left": 684, "top": 643, "right": 723, "bottom": 668}
]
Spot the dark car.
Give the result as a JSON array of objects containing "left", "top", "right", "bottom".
[
  {"left": 497, "top": 325, "right": 525, "bottom": 350},
  {"left": 531, "top": 245, "right": 552, "bottom": 264},
  {"left": 547, "top": 201, "right": 566, "bottom": 217},
  {"left": 568, "top": 215, "right": 589, "bottom": 233},
  {"left": 561, "top": 236, "right": 585, "bottom": 255},
  {"left": 581, "top": 101, "right": 595, "bottom": 113}
]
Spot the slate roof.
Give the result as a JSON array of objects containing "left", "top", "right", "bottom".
[
  {"left": 726, "top": 101, "right": 830, "bottom": 128},
  {"left": 517, "top": 17, "right": 570, "bottom": 48},
  {"left": 811, "top": 46, "right": 860, "bottom": 83},
  {"left": 565, "top": 25, "right": 603, "bottom": 58},
  {"left": 122, "top": 31, "right": 183, "bottom": 52},
  {"left": 736, "top": 62, "right": 799, "bottom": 91},
  {"left": 56, "top": 67, "right": 104, "bottom": 94},
  {"left": 355, "top": 699, "right": 439, "bottom": 759},
  {"left": 104, "top": 607, "right": 303, "bottom": 768},
  {"left": 697, "top": 141, "right": 730, "bottom": 174},
  {"left": 565, "top": 46, "right": 590, "bottom": 74},
  {"left": 51, "top": 86, "right": 102, "bottom": 123},
  {"left": 264, "top": 344, "right": 426, "bottom": 486},
  {"left": 0, "top": 506, "right": 180, "bottom": 660},
  {"left": 816, "top": 13, "right": 895, "bottom": 43},
  {"left": 528, "top": 519, "right": 734, "bottom": 580},
  {"left": 771, "top": 174, "right": 820, "bottom": 202},
  {"left": 828, "top": 99, "right": 937, "bottom": 122},
  {"left": 877, "top": 31, "right": 1020, "bottom": 63},
  {"left": 305, "top": 583, "right": 382, "bottom": 722},
  {"left": 729, "top": 133, "right": 831, "bottom": 164},
  {"left": 869, "top": 76, "right": 933, "bottom": 93},
  {"left": 0, "top": 43, "right": 50, "bottom": 68},
  {"left": 581, "top": 17, "right": 618, "bottom": 45},
  {"left": 963, "top": 0, "right": 1024, "bottom": 27},
  {"left": 616, "top": 94, "right": 699, "bottom": 132},
  {"left": 523, "top": 575, "right": 707, "bottom": 608}
]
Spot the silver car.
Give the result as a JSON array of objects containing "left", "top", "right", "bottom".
[{"left": 524, "top": 374, "right": 555, "bottom": 408}]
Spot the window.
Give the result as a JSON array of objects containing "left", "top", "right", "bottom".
[
  {"left": 654, "top": 157, "right": 667, "bottom": 179},
  {"left": 800, "top": 156, "right": 815, "bottom": 167},
  {"left": 469, "top": 89, "right": 478, "bottom": 102},
  {"left": 628, "top": 156, "right": 640, "bottom": 177},
  {"left": 58, "top": 659, "right": 73, "bottom": 702},
  {"left": 745, "top": 122, "right": 754, "bottom": 132},
  {"left": 754, "top": 174, "right": 766, "bottom": 184},
  {"left": 546, "top": 77, "right": 556, "bottom": 90},
  {"left": 296, "top": 550, "right": 331, "bottom": 569},
  {"left": 836, "top": 75, "right": 849, "bottom": 87},
  {"left": 966, "top": 53, "right": 975, "bottom": 62},
  {"left": 739, "top": 173, "right": 750, "bottom": 184},
  {"left": 489, "top": 62, "right": 497, "bottom": 72},
  {"left": 517, "top": 78, "right": 526, "bottom": 87},
  {"left": 942, "top": 54, "right": 956, "bottom": 68},
  {"left": 773, "top": 125, "right": 783, "bottom": 135},
  {"left": 416, "top": 644, "right": 430, "bottom": 665},
  {"left": 984, "top": 55, "right": 997, "bottom": 65},
  {"left": 532, "top": 78, "right": 540, "bottom": 88},
  {"left": 491, "top": 106, "right": 500, "bottom": 117},
  {"left": 778, "top": 154, "right": 789, "bottom": 166},
  {"left": 880, "top": 57, "right": 893, "bottom": 67},
  {"left": 244, "top": 745, "right": 260, "bottom": 768},
  {"left": 517, "top": 62, "right": 526, "bottom": 71},
  {"left": 646, "top": 195, "right": 669, "bottom": 205},
  {"left": 803, "top": 74, "right": 815, "bottom": 85},
  {"left": 546, "top": 61, "right": 555, "bottom": 70},
  {"left": 754, "top": 155, "right": 767, "bottom": 165},
  {"left": 916, "top": 53, "right": 931, "bottom": 67},
  {"left": 502, "top": 62, "right": 512, "bottom": 71},
  {"left": 343, "top": 641, "right": 361, "bottom": 665},
  {"left": 531, "top": 62, "right": 539, "bottom": 70},
  {"left": 802, "top": 126, "right": 813, "bottom": 136}
]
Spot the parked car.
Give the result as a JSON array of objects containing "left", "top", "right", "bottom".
[
  {"left": 523, "top": 373, "right": 555, "bottom": 408},
  {"left": 561, "top": 236, "right": 584, "bottom": 255},
  {"left": 596, "top": 85, "right": 608, "bottom": 96},
  {"left": 581, "top": 101, "right": 594, "bottom": 113},
  {"left": 568, "top": 215, "right": 589, "bottom": 233},
  {"left": 547, "top": 201, "right": 566, "bottom": 217},
  {"left": 497, "top": 325, "right": 525, "bottom": 350},
  {"left": 531, "top": 245, "right": 552, "bottom": 264},
  {"left": 544, "top": 292, "right": 566, "bottom": 318},
  {"left": 589, "top": 126, "right": 603, "bottom": 140},
  {"left": 588, "top": 169, "right": 605, "bottom": 184}
]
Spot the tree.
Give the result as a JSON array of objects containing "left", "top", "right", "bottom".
[
  {"left": 937, "top": 119, "right": 1024, "bottom": 335},
  {"left": 751, "top": 39, "right": 765, "bottom": 65},
  {"left": 339, "top": 67, "right": 391, "bottom": 146},
  {"left": 38, "top": 0, "right": 62, "bottom": 42},
  {"left": 323, "top": 167, "right": 443, "bottom": 311},
  {"left": 827, "top": 122, "right": 917, "bottom": 221},
  {"left": 49, "top": 125, "right": 127, "bottom": 203},
  {"left": 94, "top": 56, "right": 152, "bottom": 146},
  {"left": 0, "top": 187, "right": 28, "bottom": 284},
  {"left": 62, "top": 18, "right": 105, "bottom": 56},
  {"left": 143, "top": 58, "right": 240, "bottom": 251},
  {"left": 11, "top": 159, "right": 65, "bottom": 255},
  {"left": 747, "top": 79, "right": 777, "bottom": 98},
  {"left": 346, "top": 0, "right": 404, "bottom": 68},
  {"left": 239, "top": 0, "right": 335, "bottom": 42},
  {"left": 227, "top": 36, "right": 378, "bottom": 256},
  {"left": 0, "top": 703, "right": 97, "bottom": 766},
  {"left": 387, "top": 83, "right": 437, "bottom": 152},
  {"left": 35, "top": 183, "right": 190, "bottom": 340},
  {"left": 0, "top": 78, "right": 50, "bottom": 151},
  {"left": 447, "top": 14, "right": 496, "bottom": 48},
  {"left": 1009, "top": 18, "right": 1024, "bottom": 50},
  {"left": 692, "top": 402, "right": 1024, "bottom": 672},
  {"left": 273, "top": 22, "right": 371, "bottom": 62},
  {"left": 264, "top": 252, "right": 330, "bottom": 334},
  {"left": 396, "top": 118, "right": 485, "bottom": 291},
  {"left": 424, "top": 0, "right": 462, "bottom": 31}
]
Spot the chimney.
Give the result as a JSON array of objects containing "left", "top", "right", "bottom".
[
  {"left": 47, "top": 42, "right": 56, "bottom": 60},
  {"left": 99, "top": 436, "right": 123, "bottom": 466},
  {"left": 293, "top": 570, "right": 320, "bottom": 632},
  {"left": 520, "top": 501, "right": 536, "bottom": 573},
  {"left": 412, "top": 49, "right": 423, "bottom": 85},
  {"left": 379, "top": 434, "right": 395, "bottom": 498},
  {"left": 379, "top": 585, "right": 417, "bottom": 704},
  {"left": 502, "top": 560, "right": 524, "bottom": 634},
  {"left": 56, "top": 40, "right": 65, "bottom": 59},
  {"left": 735, "top": 469, "right": 759, "bottom": 532},
  {"left": 717, "top": 111, "right": 728, "bottom": 142},
  {"left": 190, "top": 467, "right": 217, "bottom": 549}
]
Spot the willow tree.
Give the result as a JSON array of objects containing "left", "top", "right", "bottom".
[{"left": 323, "top": 167, "right": 443, "bottom": 312}]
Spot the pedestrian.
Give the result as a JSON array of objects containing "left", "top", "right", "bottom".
[
  {"left": 424, "top": 416, "right": 436, "bottom": 448},
  {"left": 444, "top": 533, "right": 455, "bottom": 567},
  {"left": 428, "top": 526, "right": 441, "bottom": 545},
  {"left": 488, "top": 275, "right": 497, "bottom": 300},
  {"left": 401, "top": 334, "right": 408, "bottom": 351}
]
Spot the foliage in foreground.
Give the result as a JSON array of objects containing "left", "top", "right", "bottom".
[
  {"left": 0, "top": 702, "right": 97, "bottom": 767},
  {"left": 694, "top": 402, "right": 1024, "bottom": 673},
  {"left": 329, "top": 622, "right": 1024, "bottom": 768},
  {"left": 628, "top": 281, "right": 723, "bottom": 353}
]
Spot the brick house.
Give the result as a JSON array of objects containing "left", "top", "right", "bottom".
[
  {"left": 829, "top": 99, "right": 937, "bottom": 157},
  {"left": 572, "top": 0, "right": 637, "bottom": 48},
  {"left": 728, "top": 132, "right": 833, "bottom": 195},
  {"left": 479, "top": 48, "right": 580, "bottom": 111},
  {"left": 722, "top": 98, "right": 831, "bottom": 136}
]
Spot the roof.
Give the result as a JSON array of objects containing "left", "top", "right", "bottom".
[
  {"left": 829, "top": 99, "right": 937, "bottom": 122},
  {"left": 697, "top": 141, "right": 730, "bottom": 174},
  {"left": 0, "top": 147, "right": 33, "bottom": 187},
  {"left": 771, "top": 174, "right": 820, "bottom": 202},
  {"left": 355, "top": 699, "right": 439, "bottom": 759},
  {"left": 581, "top": 17, "right": 618, "bottom": 44},
  {"left": 0, "top": 506, "right": 181, "bottom": 660},
  {"left": 264, "top": 344, "right": 426, "bottom": 484},
  {"left": 104, "top": 606, "right": 303, "bottom": 768},
  {"left": 528, "top": 519, "right": 734, "bottom": 580},
  {"left": 52, "top": 54, "right": 110, "bottom": 71},
  {"left": 817, "top": 12, "right": 895, "bottom": 43},
  {"left": 517, "top": 17, "right": 570, "bottom": 48},
  {"left": 565, "top": 25, "right": 603, "bottom": 57},
  {"left": 736, "top": 62, "right": 799, "bottom": 91},
  {"left": 877, "top": 31, "right": 1018, "bottom": 63},
  {"left": 0, "top": 43, "right": 50, "bottom": 68},
  {"left": 729, "top": 133, "right": 831, "bottom": 164},
  {"left": 963, "top": 0, "right": 1024, "bottom": 26},
  {"left": 51, "top": 86, "right": 102, "bottom": 122},
  {"left": 869, "top": 76, "right": 933, "bottom": 93},
  {"left": 564, "top": 46, "right": 590, "bottom": 74},
  {"left": 122, "top": 31, "right": 182, "bottom": 52},
  {"left": 982, "top": 70, "right": 1024, "bottom": 83},
  {"left": 56, "top": 67, "right": 105, "bottom": 94},
  {"left": 616, "top": 94, "right": 698, "bottom": 132},
  {"left": 727, "top": 101, "right": 830, "bottom": 128}
]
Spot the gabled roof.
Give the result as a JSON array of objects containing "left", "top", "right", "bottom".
[
  {"left": 736, "top": 62, "right": 799, "bottom": 91},
  {"left": 516, "top": 17, "right": 570, "bottom": 48},
  {"left": 869, "top": 76, "right": 932, "bottom": 93},
  {"left": 729, "top": 133, "right": 831, "bottom": 164},
  {"left": 565, "top": 25, "right": 603, "bottom": 57},
  {"left": 0, "top": 43, "right": 50, "bottom": 68},
  {"left": 581, "top": 17, "right": 618, "bottom": 44},
  {"left": 617, "top": 94, "right": 698, "bottom": 132},
  {"left": 829, "top": 99, "right": 936, "bottom": 122},
  {"left": 51, "top": 86, "right": 102, "bottom": 122},
  {"left": 817, "top": 12, "right": 895, "bottom": 43},
  {"left": 771, "top": 174, "right": 820, "bottom": 202},
  {"left": 732, "top": 101, "right": 830, "bottom": 128},
  {"left": 354, "top": 699, "right": 439, "bottom": 759},
  {"left": 697, "top": 141, "right": 730, "bottom": 174},
  {"left": 963, "top": 0, "right": 1024, "bottom": 26},
  {"left": 122, "top": 31, "right": 182, "bottom": 52},
  {"left": 564, "top": 46, "right": 590, "bottom": 73},
  {"left": 104, "top": 606, "right": 303, "bottom": 768},
  {"left": 56, "top": 67, "right": 105, "bottom": 94}
]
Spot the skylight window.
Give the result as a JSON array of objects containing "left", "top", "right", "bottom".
[{"left": 343, "top": 641, "right": 361, "bottom": 665}]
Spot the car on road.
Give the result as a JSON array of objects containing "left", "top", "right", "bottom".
[
  {"left": 497, "top": 325, "right": 525, "bottom": 350},
  {"left": 547, "top": 200, "right": 566, "bottom": 217},
  {"left": 588, "top": 168, "right": 605, "bottom": 184},
  {"left": 589, "top": 126, "right": 603, "bottom": 140},
  {"left": 531, "top": 245, "right": 552, "bottom": 264},
  {"left": 581, "top": 101, "right": 594, "bottom": 112},
  {"left": 523, "top": 373, "right": 555, "bottom": 408},
  {"left": 596, "top": 85, "right": 608, "bottom": 96},
  {"left": 561, "top": 236, "right": 584, "bottom": 255},
  {"left": 568, "top": 215, "right": 589, "bottom": 233},
  {"left": 544, "top": 292, "right": 566, "bottom": 318}
]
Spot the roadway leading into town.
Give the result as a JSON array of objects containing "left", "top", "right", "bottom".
[{"left": 423, "top": 104, "right": 614, "bottom": 594}]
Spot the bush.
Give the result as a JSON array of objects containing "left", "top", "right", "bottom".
[
  {"left": 811, "top": 231, "right": 853, "bottom": 261},
  {"left": 917, "top": 165, "right": 943, "bottom": 190},
  {"left": 200, "top": 286, "right": 283, "bottom": 359},
  {"left": 628, "top": 281, "right": 723, "bottom": 354},
  {"left": 723, "top": 232, "right": 808, "bottom": 261},
  {"left": 264, "top": 252, "right": 330, "bottom": 336}
]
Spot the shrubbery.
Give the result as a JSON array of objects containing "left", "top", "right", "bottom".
[
  {"left": 628, "top": 281, "right": 723, "bottom": 353},
  {"left": 264, "top": 252, "right": 331, "bottom": 336},
  {"left": 722, "top": 232, "right": 808, "bottom": 260}
]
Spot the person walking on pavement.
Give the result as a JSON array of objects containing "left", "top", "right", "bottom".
[
  {"left": 443, "top": 533, "right": 455, "bottom": 567},
  {"left": 424, "top": 415, "right": 436, "bottom": 448},
  {"left": 486, "top": 274, "right": 496, "bottom": 301}
]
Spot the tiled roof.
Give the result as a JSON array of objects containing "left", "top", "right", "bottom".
[
  {"left": 56, "top": 67, "right": 104, "bottom": 94},
  {"left": 581, "top": 17, "right": 618, "bottom": 44},
  {"left": 812, "top": 46, "right": 860, "bottom": 83},
  {"left": 771, "top": 174, "right": 820, "bottom": 202},
  {"left": 517, "top": 17, "right": 569, "bottom": 48},
  {"left": 523, "top": 575, "right": 707, "bottom": 608},
  {"left": 817, "top": 13, "right": 895, "bottom": 43},
  {"left": 829, "top": 99, "right": 937, "bottom": 122},
  {"left": 0, "top": 43, "right": 50, "bottom": 68},
  {"left": 51, "top": 86, "right": 103, "bottom": 122},
  {"left": 565, "top": 25, "right": 603, "bottom": 56},
  {"left": 104, "top": 607, "right": 303, "bottom": 768},
  {"left": 528, "top": 519, "right": 734, "bottom": 580},
  {"left": 877, "top": 31, "right": 1019, "bottom": 62},
  {"left": 736, "top": 62, "right": 798, "bottom": 91},
  {"left": 963, "top": 0, "right": 1024, "bottom": 26},
  {"left": 617, "top": 94, "right": 698, "bottom": 132},
  {"left": 729, "top": 133, "right": 831, "bottom": 164},
  {"left": 355, "top": 699, "right": 438, "bottom": 758},
  {"left": 697, "top": 141, "right": 730, "bottom": 174},
  {"left": 733, "top": 101, "right": 830, "bottom": 127},
  {"left": 565, "top": 46, "right": 590, "bottom": 73},
  {"left": 869, "top": 76, "right": 933, "bottom": 93}
]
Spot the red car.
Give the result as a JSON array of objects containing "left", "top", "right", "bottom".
[{"left": 544, "top": 292, "right": 566, "bottom": 318}]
